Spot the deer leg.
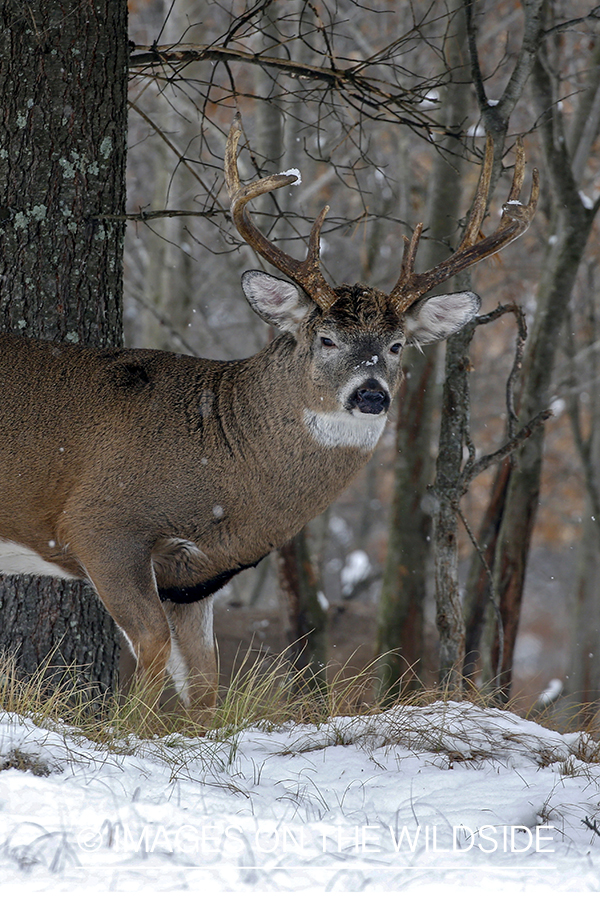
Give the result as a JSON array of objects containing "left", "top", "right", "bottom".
[
  {"left": 161, "top": 598, "right": 218, "bottom": 714},
  {"left": 70, "top": 536, "right": 172, "bottom": 705}
]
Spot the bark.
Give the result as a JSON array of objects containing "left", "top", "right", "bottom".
[
  {"left": 432, "top": 319, "right": 475, "bottom": 692},
  {"left": 376, "top": 346, "right": 438, "bottom": 695},
  {"left": 0, "top": 0, "right": 128, "bottom": 694},
  {"left": 463, "top": 457, "right": 511, "bottom": 679},
  {"left": 565, "top": 283, "right": 600, "bottom": 721},
  {"left": 481, "top": 205, "right": 596, "bottom": 698},
  {"left": 0, "top": 575, "right": 119, "bottom": 695},
  {"left": 278, "top": 534, "right": 328, "bottom": 688},
  {"left": 424, "top": 0, "right": 546, "bottom": 694},
  {"left": 569, "top": 503, "right": 600, "bottom": 724}
]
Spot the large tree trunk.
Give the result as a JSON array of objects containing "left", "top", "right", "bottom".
[{"left": 0, "top": 0, "right": 128, "bottom": 695}]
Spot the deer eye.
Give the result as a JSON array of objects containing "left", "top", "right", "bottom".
[
  {"left": 389, "top": 342, "right": 402, "bottom": 355},
  {"left": 320, "top": 336, "right": 337, "bottom": 349}
]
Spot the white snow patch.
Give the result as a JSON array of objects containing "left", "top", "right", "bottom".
[
  {"left": 0, "top": 701, "right": 599, "bottom": 890},
  {"left": 279, "top": 167, "right": 302, "bottom": 184},
  {"left": 579, "top": 190, "right": 595, "bottom": 210},
  {"left": 341, "top": 549, "right": 371, "bottom": 596},
  {"left": 317, "top": 590, "right": 329, "bottom": 611},
  {"left": 420, "top": 90, "right": 440, "bottom": 108},
  {"left": 467, "top": 123, "right": 486, "bottom": 137}
]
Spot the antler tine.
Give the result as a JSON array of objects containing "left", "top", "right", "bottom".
[
  {"left": 388, "top": 137, "right": 539, "bottom": 314},
  {"left": 398, "top": 224, "right": 424, "bottom": 286},
  {"left": 456, "top": 134, "right": 494, "bottom": 252},
  {"left": 225, "top": 115, "right": 338, "bottom": 311}
]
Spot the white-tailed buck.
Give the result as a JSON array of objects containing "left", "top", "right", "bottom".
[{"left": 0, "top": 117, "right": 538, "bottom": 713}]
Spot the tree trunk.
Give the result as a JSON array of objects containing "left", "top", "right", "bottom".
[
  {"left": 565, "top": 270, "right": 600, "bottom": 724},
  {"left": 465, "top": 3, "right": 599, "bottom": 702},
  {"left": 0, "top": 0, "right": 128, "bottom": 695},
  {"left": 278, "top": 534, "right": 328, "bottom": 688},
  {"left": 568, "top": 503, "right": 600, "bottom": 724},
  {"left": 463, "top": 457, "right": 511, "bottom": 679},
  {"left": 376, "top": 346, "right": 438, "bottom": 695},
  {"left": 432, "top": 318, "right": 475, "bottom": 692},
  {"left": 481, "top": 205, "right": 596, "bottom": 699}
]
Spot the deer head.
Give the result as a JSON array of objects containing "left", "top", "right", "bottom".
[{"left": 225, "top": 114, "right": 538, "bottom": 449}]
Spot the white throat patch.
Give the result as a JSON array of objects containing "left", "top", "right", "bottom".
[{"left": 303, "top": 408, "right": 387, "bottom": 450}]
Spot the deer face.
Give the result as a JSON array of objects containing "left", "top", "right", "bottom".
[
  {"left": 241, "top": 271, "right": 480, "bottom": 450},
  {"left": 305, "top": 284, "right": 405, "bottom": 424}
]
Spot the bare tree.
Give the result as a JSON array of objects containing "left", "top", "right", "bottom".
[{"left": 376, "top": 0, "right": 473, "bottom": 698}]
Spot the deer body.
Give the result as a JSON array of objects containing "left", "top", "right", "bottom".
[
  {"left": 0, "top": 329, "right": 383, "bottom": 590},
  {"left": 0, "top": 296, "right": 407, "bottom": 708},
  {"left": 0, "top": 119, "right": 538, "bottom": 714}
]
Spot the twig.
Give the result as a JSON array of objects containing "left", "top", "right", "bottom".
[
  {"left": 582, "top": 816, "right": 600, "bottom": 837},
  {"left": 95, "top": 209, "right": 221, "bottom": 222},
  {"left": 128, "top": 42, "right": 444, "bottom": 132},
  {"left": 458, "top": 408, "right": 552, "bottom": 493},
  {"left": 458, "top": 507, "right": 504, "bottom": 693},
  {"left": 129, "top": 101, "right": 221, "bottom": 201}
]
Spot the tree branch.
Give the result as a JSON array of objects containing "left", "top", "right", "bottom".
[
  {"left": 129, "top": 42, "right": 445, "bottom": 132},
  {"left": 458, "top": 408, "right": 552, "bottom": 492},
  {"left": 97, "top": 209, "right": 221, "bottom": 222}
]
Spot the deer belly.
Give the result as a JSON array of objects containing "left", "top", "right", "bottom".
[{"left": 0, "top": 540, "right": 76, "bottom": 580}]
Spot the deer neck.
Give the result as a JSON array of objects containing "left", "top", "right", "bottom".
[{"left": 214, "top": 334, "right": 384, "bottom": 512}]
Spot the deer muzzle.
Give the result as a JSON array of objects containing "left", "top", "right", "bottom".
[{"left": 348, "top": 378, "right": 390, "bottom": 416}]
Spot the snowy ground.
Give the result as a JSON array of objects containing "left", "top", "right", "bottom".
[{"left": 0, "top": 700, "right": 599, "bottom": 894}]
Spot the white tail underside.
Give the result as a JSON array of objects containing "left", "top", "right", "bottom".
[{"left": 0, "top": 540, "right": 75, "bottom": 580}]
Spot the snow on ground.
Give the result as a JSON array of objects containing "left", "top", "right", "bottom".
[{"left": 0, "top": 700, "right": 599, "bottom": 893}]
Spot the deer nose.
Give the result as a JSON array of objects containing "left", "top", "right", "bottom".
[{"left": 349, "top": 378, "right": 390, "bottom": 415}]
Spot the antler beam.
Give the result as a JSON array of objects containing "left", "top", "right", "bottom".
[
  {"left": 225, "top": 115, "right": 337, "bottom": 310},
  {"left": 390, "top": 137, "right": 539, "bottom": 312}
]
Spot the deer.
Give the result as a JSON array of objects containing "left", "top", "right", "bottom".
[{"left": 0, "top": 116, "right": 538, "bottom": 715}]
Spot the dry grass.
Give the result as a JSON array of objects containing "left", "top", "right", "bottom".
[
  {"left": 0, "top": 648, "right": 400, "bottom": 746},
  {"left": 1, "top": 648, "right": 598, "bottom": 767},
  {"left": 0, "top": 646, "right": 470, "bottom": 747}
]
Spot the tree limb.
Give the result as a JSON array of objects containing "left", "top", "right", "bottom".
[
  {"left": 458, "top": 408, "right": 552, "bottom": 492},
  {"left": 129, "top": 42, "right": 445, "bottom": 132}
]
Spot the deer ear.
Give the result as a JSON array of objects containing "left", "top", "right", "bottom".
[
  {"left": 241, "top": 271, "right": 314, "bottom": 333},
  {"left": 404, "top": 291, "right": 481, "bottom": 346}
]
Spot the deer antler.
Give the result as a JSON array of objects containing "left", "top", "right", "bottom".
[
  {"left": 389, "top": 137, "right": 539, "bottom": 313},
  {"left": 225, "top": 114, "right": 338, "bottom": 311}
]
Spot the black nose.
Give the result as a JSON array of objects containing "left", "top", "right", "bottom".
[{"left": 349, "top": 378, "right": 390, "bottom": 415}]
